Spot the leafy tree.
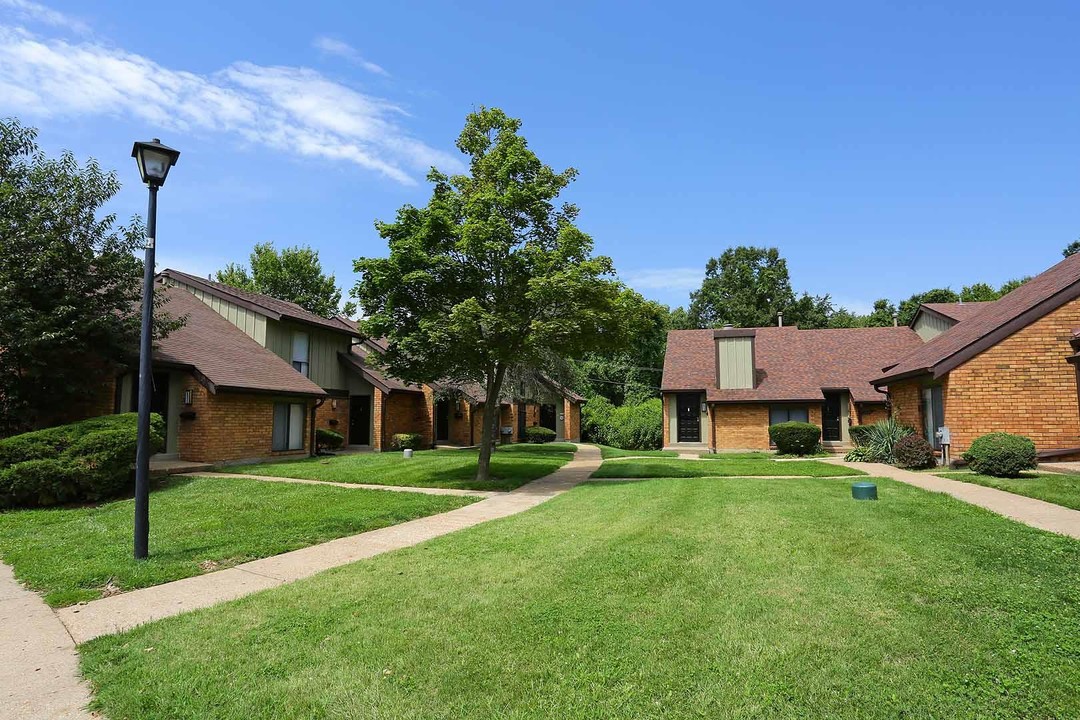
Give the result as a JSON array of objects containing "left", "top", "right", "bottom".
[
  {"left": 997, "top": 277, "right": 1030, "bottom": 296},
  {"left": 666, "top": 305, "right": 696, "bottom": 330},
  {"left": 786, "top": 292, "right": 834, "bottom": 329},
  {"left": 688, "top": 247, "right": 795, "bottom": 328},
  {"left": 354, "top": 107, "right": 646, "bottom": 481},
  {"left": 960, "top": 282, "right": 1000, "bottom": 303},
  {"left": 897, "top": 288, "right": 960, "bottom": 326},
  {"left": 0, "top": 118, "right": 180, "bottom": 435},
  {"left": 216, "top": 242, "right": 355, "bottom": 318},
  {"left": 865, "top": 299, "right": 898, "bottom": 327},
  {"left": 1064, "top": 240, "right": 1080, "bottom": 257}
]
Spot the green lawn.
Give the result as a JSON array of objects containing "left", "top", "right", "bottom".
[
  {"left": 938, "top": 471, "right": 1080, "bottom": 511},
  {"left": 592, "top": 457, "right": 864, "bottom": 478},
  {"left": 81, "top": 476, "right": 1080, "bottom": 719},
  {"left": 0, "top": 476, "right": 475, "bottom": 607},
  {"left": 228, "top": 444, "right": 575, "bottom": 492},
  {"left": 599, "top": 445, "right": 678, "bottom": 459}
]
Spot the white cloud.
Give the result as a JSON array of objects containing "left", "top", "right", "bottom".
[
  {"left": 620, "top": 267, "right": 703, "bottom": 293},
  {"left": 0, "top": 23, "right": 458, "bottom": 185},
  {"left": 0, "top": 0, "right": 88, "bottom": 34},
  {"left": 313, "top": 36, "right": 389, "bottom": 76}
]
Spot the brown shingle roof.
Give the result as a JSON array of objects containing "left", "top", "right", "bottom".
[
  {"left": 877, "top": 253, "right": 1080, "bottom": 383},
  {"left": 340, "top": 339, "right": 424, "bottom": 394},
  {"left": 161, "top": 268, "right": 356, "bottom": 335},
  {"left": 663, "top": 326, "right": 923, "bottom": 404},
  {"left": 154, "top": 286, "right": 326, "bottom": 397},
  {"left": 917, "top": 301, "right": 995, "bottom": 324}
]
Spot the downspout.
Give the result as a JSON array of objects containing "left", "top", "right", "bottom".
[
  {"left": 708, "top": 403, "right": 716, "bottom": 454},
  {"left": 309, "top": 397, "right": 325, "bottom": 457}
]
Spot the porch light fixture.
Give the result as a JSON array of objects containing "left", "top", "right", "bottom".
[
  {"left": 131, "top": 139, "right": 180, "bottom": 188},
  {"left": 331, "top": 399, "right": 338, "bottom": 410},
  {"left": 701, "top": 402, "right": 707, "bottom": 414},
  {"left": 182, "top": 389, "right": 193, "bottom": 406}
]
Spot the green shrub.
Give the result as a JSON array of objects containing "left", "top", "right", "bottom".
[
  {"left": 768, "top": 422, "right": 821, "bottom": 456},
  {"left": 894, "top": 434, "right": 936, "bottom": 469},
  {"left": 316, "top": 428, "right": 345, "bottom": 451},
  {"left": 0, "top": 413, "right": 162, "bottom": 509},
  {"left": 581, "top": 397, "right": 663, "bottom": 450},
  {"left": 390, "top": 433, "right": 424, "bottom": 451},
  {"left": 843, "top": 446, "right": 877, "bottom": 462},
  {"left": 850, "top": 418, "right": 914, "bottom": 463},
  {"left": 523, "top": 426, "right": 556, "bottom": 444},
  {"left": 962, "top": 433, "right": 1037, "bottom": 477}
]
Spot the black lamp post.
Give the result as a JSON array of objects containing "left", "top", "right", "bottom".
[{"left": 130, "top": 138, "right": 180, "bottom": 560}]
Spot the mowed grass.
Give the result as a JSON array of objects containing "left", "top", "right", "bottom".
[
  {"left": 81, "top": 476, "right": 1080, "bottom": 719},
  {"left": 598, "top": 445, "right": 678, "bottom": 459},
  {"left": 0, "top": 476, "right": 475, "bottom": 607},
  {"left": 938, "top": 471, "right": 1080, "bottom": 511},
  {"left": 592, "top": 457, "right": 864, "bottom": 478},
  {"left": 227, "top": 444, "right": 574, "bottom": 492}
]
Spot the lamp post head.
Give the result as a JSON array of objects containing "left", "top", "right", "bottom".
[{"left": 131, "top": 138, "right": 180, "bottom": 187}]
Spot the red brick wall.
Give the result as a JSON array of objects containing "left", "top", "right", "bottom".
[
  {"left": 564, "top": 400, "right": 581, "bottom": 442},
  {"left": 315, "top": 397, "right": 350, "bottom": 445},
  {"left": 373, "top": 389, "right": 386, "bottom": 451},
  {"left": 177, "top": 378, "right": 312, "bottom": 463},
  {"left": 856, "top": 403, "right": 889, "bottom": 426},
  {"left": 712, "top": 403, "right": 771, "bottom": 450},
  {"left": 888, "top": 379, "right": 923, "bottom": 434},
  {"left": 378, "top": 390, "right": 432, "bottom": 450},
  {"left": 446, "top": 399, "right": 473, "bottom": 446}
]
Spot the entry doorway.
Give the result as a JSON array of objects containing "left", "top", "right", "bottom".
[
  {"left": 822, "top": 392, "right": 843, "bottom": 442},
  {"left": 540, "top": 404, "right": 557, "bottom": 432},
  {"left": 435, "top": 399, "right": 450, "bottom": 443},
  {"left": 676, "top": 393, "right": 701, "bottom": 443},
  {"left": 349, "top": 395, "right": 371, "bottom": 445}
]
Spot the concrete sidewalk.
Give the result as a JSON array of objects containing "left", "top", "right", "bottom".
[
  {"left": 824, "top": 458, "right": 1080, "bottom": 540},
  {"left": 0, "top": 564, "right": 93, "bottom": 720},
  {"left": 57, "top": 444, "right": 602, "bottom": 644}
]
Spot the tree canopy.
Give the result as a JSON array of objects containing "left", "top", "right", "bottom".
[
  {"left": 216, "top": 242, "right": 355, "bottom": 318},
  {"left": 0, "top": 118, "right": 180, "bottom": 435},
  {"left": 354, "top": 107, "right": 648, "bottom": 480}
]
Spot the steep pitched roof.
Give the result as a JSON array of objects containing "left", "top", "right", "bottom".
[
  {"left": 339, "top": 340, "right": 424, "bottom": 394},
  {"left": 663, "top": 326, "right": 923, "bottom": 404},
  {"left": 876, "top": 253, "right": 1080, "bottom": 383},
  {"left": 160, "top": 268, "right": 357, "bottom": 336},
  {"left": 154, "top": 286, "right": 326, "bottom": 397},
  {"left": 917, "top": 301, "right": 996, "bottom": 324}
]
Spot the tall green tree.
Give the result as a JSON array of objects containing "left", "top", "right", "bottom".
[
  {"left": 354, "top": 108, "right": 645, "bottom": 481},
  {"left": 959, "top": 282, "right": 1000, "bottom": 303},
  {"left": 1064, "top": 239, "right": 1080, "bottom": 257},
  {"left": 896, "top": 288, "right": 960, "bottom": 326},
  {"left": 0, "top": 118, "right": 180, "bottom": 435},
  {"left": 216, "top": 242, "right": 355, "bottom": 318}
]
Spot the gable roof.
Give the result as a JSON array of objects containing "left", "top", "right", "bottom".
[
  {"left": 876, "top": 253, "right": 1080, "bottom": 384},
  {"left": 339, "top": 340, "right": 424, "bottom": 394},
  {"left": 154, "top": 286, "right": 326, "bottom": 397},
  {"left": 663, "top": 326, "right": 923, "bottom": 404},
  {"left": 160, "top": 268, "right": 357, "bottom": 336},
  {"left": 916, "top": 301, "right": 995, "bottom": 324}
]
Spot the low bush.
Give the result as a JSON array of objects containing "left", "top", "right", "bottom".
[
  {"left": 316, "top": 428, "right": 345, "bottom": 452},
  {"left": 962, "top": 433, "right": 1037, "bottom": 477},
  {"left": 849, "top": 418, "right": 914, "bottom": 464},
  {"left": 843, "top": 446, "right": 878, "bottom": 463},
  {"left": 390, "top": 433, "right": 424, "bottom": 451},
  {"left": 581, "top": 397, "right": 663, "bottom": 450},
  {"left": 0, "top": 413, "right": 163, "bottom": 509},
  {"left": 848, "top": 425, "right": 873, "bottom": 446},
  {"left": 768, "top": 422, "right": 821, "bottom": 456},
  {"left": 523, "top": 426, "right": 556, "bottom": 444},
  {"left": 894, "top": 434, "right": 936, "bottom": 469}
]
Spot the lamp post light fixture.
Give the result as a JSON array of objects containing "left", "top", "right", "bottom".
[{"left": 130, "top": 138, "right": 179, "bottom": 560}]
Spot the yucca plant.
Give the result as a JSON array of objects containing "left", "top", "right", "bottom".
[{"left": 848, "top": 417, "right": 914, "bottom": 463}]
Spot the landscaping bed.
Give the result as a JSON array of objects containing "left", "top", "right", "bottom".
[
  {"left": 0, "top": 476, "right": 476, "bottom": 607},
  {"left": 227, "top": 445, "right": 574, "bottom": 492},
  {"left": 591, "top": 457, "right": 864, "bottom": 478},
  {"left": 80, "top": 476, "right": 1080, "bottom": 719},
  {"left": 937, "top": 471, "right": 1080, "bottom": 511}
]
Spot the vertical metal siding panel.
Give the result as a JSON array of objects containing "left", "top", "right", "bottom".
[
  {"left": 717, "top": 337, "right": 753, "bottom": 389},
  {"left": 254, "top": 315, "right": 266, "bottom": 346}
]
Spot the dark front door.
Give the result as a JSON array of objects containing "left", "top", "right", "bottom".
[
  {"left": 517, "top": 402, "right": 527, "bottom": 441},
  {"left": 676, "top": 393, "right": 701, "bottom": 443},
  {"left": 822, "top": 392, "right": 842, "bottom": 442},
  {"left": 540, "top": 404, "right": 557, "bottom": 432},
  {"left": 349, "top": 395, "right": 370, "bottom": 445},
  {"left": 435, "top": 400, "right": 450, "bottom": 443}
]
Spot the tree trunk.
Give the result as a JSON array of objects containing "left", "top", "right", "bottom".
[{"left": 476, "top": 363, "right": 507, "bottom": 482}]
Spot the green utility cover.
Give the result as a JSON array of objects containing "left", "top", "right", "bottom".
[{"left": 851, "top": 482, "right": 878, "bottom": 501}]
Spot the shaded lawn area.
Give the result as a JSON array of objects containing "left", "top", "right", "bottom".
[
  {"left": 0, "top": 476, "right": 475, "bottom": 607},
  {"left": 591, "top": 457, "right": 864, "bottom": 478},
  {"left": 599, "top": 445, "right": 677, "bottom": 459},
  {"left": 938, "top": 471, "right": 1080, "bottom": 511},
  {"left": 81, "top": 476, "right": 1080, "bottom": 719},
  {"left": 227, "top": 444, "right": 574, "bottom": 492}
]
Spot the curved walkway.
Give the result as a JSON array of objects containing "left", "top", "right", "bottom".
[{"left": 824, "top": 458, "right": 1080, "bottom": 540}]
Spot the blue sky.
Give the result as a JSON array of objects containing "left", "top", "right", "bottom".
[{"left": 2, "top": 1, "right": 1078, "bottom": 314}]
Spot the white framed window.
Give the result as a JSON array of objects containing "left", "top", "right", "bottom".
[
  {"left": 291, "top": 331, "right": 310, "bottom": 377},
  {"left": 272, "top": 402, "right": 306, "bottom": 451}
]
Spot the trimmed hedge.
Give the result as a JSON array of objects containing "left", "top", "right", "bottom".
[
  {"left": 894, "top": 434, "right": 936, "bottom": 469},
  {"left": 0, "top": 413, "right": 163, "bottom": 509},
  {"left": 768, "top": 422, "right": 821, "bottom": 456},
  {"left": 962, "top": 433, "right": 1037, "bottom": 478},
  {"left": 316, "top": 428, "right": 344, "bottom": 452},
  {"left": 848, "top": 425, "right": 873, "bottom": 447},
  {"left": 581, "top": 397, "right": 663, "bottom": 450},
  {"left": 390, "top": 433, "right": 424, "bottom": 451},
  {"left": 523, "top": 426, "right": 556, "bottom": 444}
]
